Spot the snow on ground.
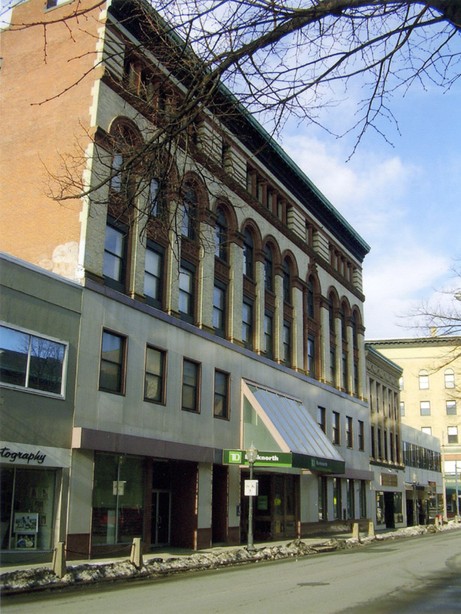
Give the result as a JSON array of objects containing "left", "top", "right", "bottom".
[{"left": 1, "top": 522, "right": 460, "bottom": 595}]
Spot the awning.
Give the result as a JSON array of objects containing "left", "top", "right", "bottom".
[{"left": 242, "top": 381, "right": 345, "bottom": 474}]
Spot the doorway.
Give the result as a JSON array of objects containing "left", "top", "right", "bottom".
[{"left": 151, "top": 490, "right": 170, "bottom": 546}]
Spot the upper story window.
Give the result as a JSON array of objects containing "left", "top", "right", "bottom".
[
  {"left": 144, "top": 346, "right": 166, "bottom": 404},
  {"left": 181, "top": 186, "right": 197, "bottom": 240},
  {"left": 110, "top": 153, "right": 124, "bottom": 193},
  {"left": 419, "top": 370, "right": 429, "bottom": 390},
  {"left": 103, "top": 219, "right": 127, "bottom": 291},
  {"left": 144, "top": 242, "right": 164, "bottom": 308},
  {"left": 358, "top": 420, "right": 365, "bottom": 451},
  {"left": 332, "top": 411, "right": 340, "bottom": 445},
  {"left": 307, "top": 334, "right": 316, "bottom": 378},
  {"left": 147, "top": 177, "right": 163, "bottom": 217},
  {"left": 444, "top": 368, "right": 455, "bottom": 389},
  {"left": 214, "top": 207, "right": 228, "bottom": 262},
  {"left": 282, "top": 320, "right": 292, "bottom": 366},
  {"left": 264, "top": 244, "right": 274, "bottom": 292},
  {"left": 99, "top": 330, "right": 126, "bottom": 394},
  {"left": 317, "top": 406, "right": 326, "bottom": 433},
  {"left": 182, "top": 359, "right": 200, "bottom": 413},
  {"left": 282, "top": 259, "right": 291, "bottom": 304},
  {"left": 243, "top": 228, "right": 254, "bottom": 279},
  {"left": 0, "top": 324, "right": 66, "bottom": 397},
  {"left": 421, "top": 427, "right": 432, "bottom": 436},
  {"left": 446, "top": 400, "right": 457, "bottom": 415},
  {"left": 213, "top": 282, "right": 227, "bottom": 338},
  {"left": 307, "top": 278, "right": 315, "bottom": 319},
  {"left": 420, "top": 401, "right": 431, "bottom": 416},
  {"left": 242, "top": 299, "right": 254, "bottom": 350},
  {"left": 447, "top": 426, "right": 458, "bottom": 444},
  {"left": 346, "top": 416, "right": 353, "bottom": 448},
  {"left": 214, "top": 370, "right": 230, "bottom": 419},
  {"left": 263, "top": 312, "right": 274, "bottom": 359},
  {"left": 400, "top": 401, "right": 405, "bottom": 416},
  {"left": 179, "top": 262, "right": 196, "bottom": 323}
]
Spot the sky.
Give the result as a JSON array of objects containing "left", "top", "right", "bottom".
[{"left": 279, "top": 77, "right": 461, "bottom": 340}]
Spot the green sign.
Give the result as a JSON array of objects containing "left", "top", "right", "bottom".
[{"left": 223, "top": 449, "right": 292, "bottom": 467}]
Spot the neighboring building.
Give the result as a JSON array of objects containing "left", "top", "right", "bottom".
[
  {"left": 0, "top": 254, "right": 82, "bottom": 562},
  {"left": 370, "top": 336, "right": 461, "bottom": 519},
  {"left": 0, "top": 0, "right": 374, "bottom": 560},
  {"left": 401, "top": 425, "right": 443, "bottom": 525},
  {"left": 365, "top": 345, "right": 406, "bottom": 529}
]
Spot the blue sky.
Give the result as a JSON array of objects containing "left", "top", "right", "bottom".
[{"left": 281, "top": 76, "right": 461, "bottom": 340}]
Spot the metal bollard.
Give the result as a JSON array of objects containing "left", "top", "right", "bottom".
[{"left": 52, "top": 541, "right": 67, "bottom": 578}]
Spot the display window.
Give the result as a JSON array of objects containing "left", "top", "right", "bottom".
[
  {"left": 0, "top": 467, "right": 57, "bottom": 550},
  {"left": 92, "top": 453, "right": 145, "bottom": 545}
]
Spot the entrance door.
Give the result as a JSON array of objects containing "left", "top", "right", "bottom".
[{"left": 151, "top": 490, "right": 171, "bottom": 546}]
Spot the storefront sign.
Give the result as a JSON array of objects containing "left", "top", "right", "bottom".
[
  {"left": 381, "top": 473, "right": 398, "bottom": 487},
  {"left": 0, "top": 441, "right": 71, "bottom": 467},
  {"left": 223, "top": 449, "right": 292, "bottom": 467}
]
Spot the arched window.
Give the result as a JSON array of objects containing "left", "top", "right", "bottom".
[
  {"left": 444, "top": 368, "right": 455, "bottom": 389},
  {"left": 264, "top": 244, "right": 274, "bottom": 292},
  {"left": 243, "top": 228, "right": 254, "bottom": 279},
  {"left": 282, "top": 258, "right": 291, "bottom": 304},
  {"left": 214, "top": 206, "right": 228, "bottom": 262},
  {"left": 181, "top": 185, "right": 197, "bottom": 240}
]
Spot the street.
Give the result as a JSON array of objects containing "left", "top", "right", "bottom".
[{"left": 2, "top": 530, "right": 461, "bottom": 613}]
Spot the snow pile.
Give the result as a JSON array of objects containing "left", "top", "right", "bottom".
[{"left": 1, "top": 522, "right": 460, "bottom": 596}]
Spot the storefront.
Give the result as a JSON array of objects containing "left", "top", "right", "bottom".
[{"left": 0, "top": 441, "right": 70, "bottom": 555}]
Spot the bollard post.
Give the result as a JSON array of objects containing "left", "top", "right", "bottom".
[
  {"left": 352, "top": 522, "right": 360, "bottom": 540},
  {"left": 368, "top": 520, "right": 375, "bottom": 537},
  {"left": 130, "top": 537, "right": 143, "bottom": 568},
  {"left": 52, "top": 541, "right": 67, "bottom": 578}
]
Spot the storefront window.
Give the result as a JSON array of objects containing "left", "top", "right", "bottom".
[
  {"left": 92, "top": 453, "right": 145, "bottom": 545},
  {"left": 1, "top": 467, "right": 57, "bottom": 551}
]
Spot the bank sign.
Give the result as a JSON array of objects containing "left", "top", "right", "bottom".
[{"left": 223, "top": 449, "right": 293, "bottom": 467}]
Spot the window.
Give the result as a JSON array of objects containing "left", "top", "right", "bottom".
[
  {"left": 445, "top": 369, "right": 455, "bottom": 389},
  {"left": 421, "top": 427, "right": 432, "bottom": 435},
  {"left": 179, "top": 263, "right": 195, "bottom": 322},
  {"left": 147, "top": 178, "right": 163, "bottom": 217},
  {"left": 317, "top": 407, "right": 326, "bottom": 433},
  {"left": 99, "top": 330, "right": 126, "bottom": 394},
  {"left": 282, "top": 259, "right": 291, "bottom": 304},
  {"left": 181, "top": 187, "right": 197, "bottom": 240},
  {"left": 242, "top": 300, "right": 254, "bottom": 349},
  {"left": 110, "top": 153, "right": 124, "bottom": 193},
  {"left": 346, "top": 416, "right": 353, "bottom": 448},
  {"left": 282, "top": 321, "right": 291, "bottom": 365},
  {"left": 332, "top": 411, "right": 340, "bottom": 445},
  {"left": 182, "top": 359, "right": 200, "bottom": 412},
  {"left": 264, "top": 244, "right": 273, "bottom": 292},
  {"left": 213, "top": 283, "right": 226, "bottom": 337},
  {"left": 419, "top": 370, "right": 429, "bottom": 390},
  {"left": 420, "top": 401, "right": 431, "bottom": 416},
  {"left": 144, "top": 346, "right": 166, "bottom": 403},
  {"left": 144, "top": 243, "right": 164, "bottom": 307},
  {"left": 243, "top": 229, "right": 254, "bottom": 279},
  {"left": 263, "top": 313, "right": 274, "bottom": 358},
  {"left": 358, "top": 420, "right": 364, "bottom": 451},
  {"left": 214, "top": 207, "right": 228, "bottom": 261},
  {"left": 103, "top": 221, "right": 127, "bottom": 289},
  {"left": 446, "top": 400, "right": 457, "bottom": 415},
  {"left": 399, "top": 377, "right": 404, "bottom": 391},
  {"left": 0, "top": 325, "right": 66, "bottom": 396},
  {"left": 307, "top": 277, "right": 316, "bottom": 319},
  {"left": 447, "top": 426, "right": 458, "bottom": 444},
  {"left": 307, "top": 334, "right": 316, "bottom": 377},
  {"left": 400, "top": 401, "right": 405, "bottom": 417},
  {"left": 214, "top": 370, "right": 230, "bottom": 419}
]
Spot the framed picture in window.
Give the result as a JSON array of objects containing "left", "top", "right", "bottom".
[{"left": 13, "top": 512, "right": 39, "bottom": 535}]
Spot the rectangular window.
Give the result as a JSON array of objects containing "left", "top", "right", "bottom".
[
  {"left": 400, "top": 401, "right": 405, "bottom": 417},
  {"left": 144, "top": 346, "right": 166, "bottom": 403},
  {"left": 330, "top": 347, "right": 336, "bottom": 384},
  {"left": 282, "top": 321, "right": 291, "bottom": 365},
  {"left": 358, "top": 420, "right": 364, "bottom": 451},
  {"left": 307, "top": 335, "right": 316, "bottom": 377},
  {"left": 99, "top": 330, "right": 126, "bottom": 394},
  {"left": 332, "top": 411, "right": 340, "bottom": 445},
  {"left": 103, "top": 222, "right": 126, "bottom": 288},
  {"left": 214, "top": 370, "right": 230, "bottom": 419},
  {"left": 446, "top": 400, "right": 457, "bottom": 415},
  {"left": 147, "top": 178, "right": 162, "bottom": 217},
  {"left": 144, "top": 243, "right": 164, "bottom": 307},
  {"left": 213, "top": 283, "right": 226, "bottom": 337},
  {"left": 346, "top": 416, "right": 353, "bottom": 448},
  {"left": 419, "top": 372, "right": 429, "bottom": 390},
  {"left": 264, "top": 313, "right": 273, "bottom": 358},
  {"left": 447, "top": 426, "right": 458, "bottom": 444},
  {"left": 317, "top": 407, "right": 326, "bottom": 433},
  {"left": 179, "top": 263, "right": 195, "bottom": 322},
  {"left": 421, "top": 426, "right": 432, "bottom": 435},
  {"left": 0, "top": 324, "right": 66, "bottom": 396},
  {"left": 182, "top": 359, "right": 200, "bottom": 412},
  {"left": 242, "top": 300, "right": 253, "bottom": 349},
  {"left": 420, "top": 401, "right": 431, "bottom": 416}
]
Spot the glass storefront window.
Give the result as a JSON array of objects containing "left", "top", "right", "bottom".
[
  {"left": 92, "top": 453, "right": 145, "bottom": 545},
  {"left": 1, "top": 467, "right": 57, "bottom": 550}
]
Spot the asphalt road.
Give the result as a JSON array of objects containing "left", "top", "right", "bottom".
[{"left": 3, "top": 530, "right": 461, "bottom": 613}]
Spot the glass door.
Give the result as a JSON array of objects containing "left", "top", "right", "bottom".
[{"left": 151, "top": 490, "right": 170, "bottom": 546}]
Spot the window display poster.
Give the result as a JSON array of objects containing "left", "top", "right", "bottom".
[{"left": 13, "top": 512, "right": 39, "bottom": 535}]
